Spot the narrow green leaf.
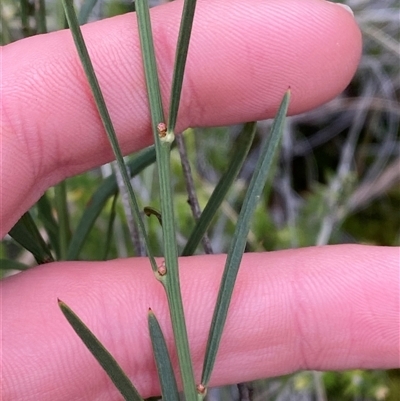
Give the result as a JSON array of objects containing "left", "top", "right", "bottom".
[
  {"left": 78, "top": 0, "right": 99, "bottom": 25},
  {"left": 148, "top": 310, "right": 180, "bottom": 401},
  {"left": 67, "top": 146, "right": 156, "bottom": 260},
  {"left": 201, "top": 91, "right": 291, "bottom": 387},
  {"left": 101, "top": 192, "right": 118, "bottom": 260},
  {"left": 61, "top": 0, "right": 157, "bottom": 272},
  {"left": 0, "top": 259, "right": 29, "bottom": 271},
  {"left": 55, "top": 181, "right": 71, "bottom": 260},
  {"left": 37, "top": 193, "right": 60, "bottom": 258},
  {"left": 8, "top": 212, "right": 54, "bottom": 264},
  {"left": 58, "top": 300, "right": 144, "bottom": 401},
  {"left": 1, "top": 11, "right": 13, "bottom": 45},
  {"left": 182, "top": 122, "right": 257, "bottom": 256},
  {"left": 176, "top": 134, "right": 213, "bottom": 254},
  {"left": 167, "top": 0, "right": 197, "bottom": 134},
  {"left": 134, "top": 0, "right": 164, "bottom": 129},
  {"left": 144, "top": 206, "right": 163, "bottom": 226},
  {"left": 20, "top": 0, "right": 32, "bottom": 37},
  {"left": 35, "top": 0, "right": 47, "bottom": 34},
  {"left": 135, "top": 1, "right": 197, "bottom": 399}
]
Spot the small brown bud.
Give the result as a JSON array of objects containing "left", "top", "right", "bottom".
[
  {"left": 197, "top": 384, "right": 207, "bottom": 395},
  {"left": 157, "top": 261, "right": 167, "bottom": 276},
  {"left": 157, "top": 122, "right": 167, "bottom": 138}
]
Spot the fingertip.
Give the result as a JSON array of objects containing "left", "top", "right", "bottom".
[
  {"left": 177, "top": 0, "right": 362, "bottom": 126},
  {"left": 333, "top": 2, "right": 355, "bottom": 17}
]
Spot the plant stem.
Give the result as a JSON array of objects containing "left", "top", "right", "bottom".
[{"left": 135, "top": 1, "right": 197, "bottom": 399}]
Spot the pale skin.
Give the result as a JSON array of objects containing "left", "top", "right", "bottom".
[{"left": 1, "top": 0, "right": 398, "bottom": 400}]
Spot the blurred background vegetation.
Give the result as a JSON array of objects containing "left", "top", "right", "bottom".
[{"left": 1, "top": 0, "right": 399, "bottom": 400}]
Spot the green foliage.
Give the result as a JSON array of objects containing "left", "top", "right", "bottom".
[
  {"left": 201, "top": 92, "right": 290, "bottom": 387},
  {"left": 148, "top": 310, "right": 180, "bottom": 401},
  {"left": 343, "top": 187, "right": 400, "bottom": 246},
  {"left": 134, "top": 1, "right": 198, "bottom": 397},
  {"left": 106, "top": 0, "right": 134, "bottom": 19},
  {"left": 58, "top": 300, "right": 144, "bottom": 401},
  {"left": 323, "top": 370, "right": 391, "bottom": 401}
]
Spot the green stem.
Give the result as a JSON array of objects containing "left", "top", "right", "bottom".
[{"left": 135, "top": 1, "right": 197, "bottom": 399}]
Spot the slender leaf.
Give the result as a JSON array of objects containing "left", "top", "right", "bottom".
[
  {"left": 67, "top": 146, "right": 156, "bottom": 260},
  {"left": 201, "top": 91, "right": 291, "bottom": 387},
  {"left": 58, "top": 300, "right": 144, "bottom": 401},
  {"left": 61, "top": 0, "right": 157, "bottom": 272},
  {"left": 8, "top": 212, "right": 54, "bottom": 264},
  {"left": 182, "top": 122, "right": 257, "bottom": 256},
  {"left": 55, "top": 181, "right": 71, "bottom": 260},
  {"left": 37, "top": 193, "right": 60, "bottom": 258},
  {"left": 78, "top": 0, "right": 99, "bottom": 25},
  {"left": 134, "top": 0, "right": 165, "bottom": 130},
  {"left": 35, "top": 0, "right": 47, "bottom": 34},
  {"left": 176, "top": 134, "right": 213, "bottom": 254},
  {"left": 167, "top": 0, "right": 197, "bottom": 134},
  {"left": 148, "top": 310, "right": 180, "bottom": 401},
  {"left": 135, "top": 1, "right": 197, "bottom": 399},
  {"left": 1, "top": 10, "right": 13, "bottom": 45},
  {"left": 101, "top": 192, "right": 118, "bottom": 260},
  {"left": 20, "top": 0, "right": 32, "bottom": 37},
  {"left": 0, "top": 259, "right": 29, "bottom": 271}
]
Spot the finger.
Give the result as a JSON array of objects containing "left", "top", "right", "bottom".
[
  {"left": 2, "top": 245, "right": 398, "bottom": 400},
  {"left": 1, "top": 0, "right": 361, "bottom": 235}
]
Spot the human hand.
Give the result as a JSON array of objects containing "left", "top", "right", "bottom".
[{"left": 1, "top": 0, "right": 398, "bottom": 400}]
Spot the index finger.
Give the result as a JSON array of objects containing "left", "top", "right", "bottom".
[{"left": 1, "top": 0, "right": 361, "bottom": 235}]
